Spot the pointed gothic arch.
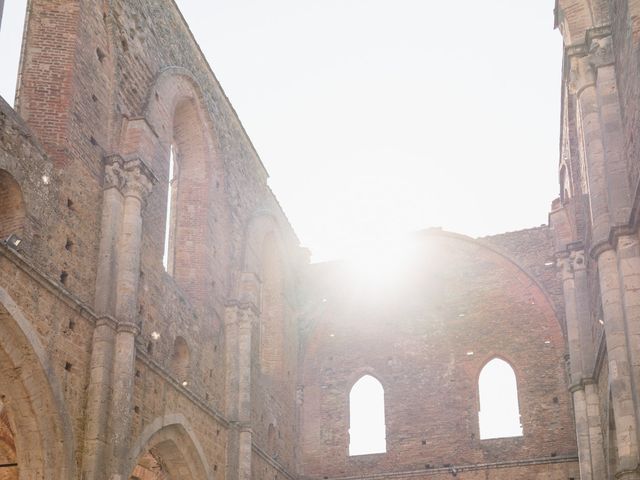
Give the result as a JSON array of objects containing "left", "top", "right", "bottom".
[
  {"left": 127, "top": 414, "right": 212, "bottom": 480},
  {"left": 0, "top": 286, "right": 76, "bottom": 479}
]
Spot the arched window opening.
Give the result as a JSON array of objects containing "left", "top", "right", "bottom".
[
  {"left": 349, "top": 375, "right": 386, "bottom": 456},
  {"left": 170, "top": 336, "right": 190, "bottom": 385},
  {"left": 0, "top": 0, "right": 28, "bottom": 106},
  {"left": 162, "top": 144, "right": 178, "bottom": 273},
  {"left": 0, "top": 169, "right": 26, "bottom": 241},
  {"left": 0, "top": 399, "right": 18, "bottom": 479},
  {"left": 260, "top": 233, "right": 285, "bottom": 375},
  {"left": 478, "top": 358, "right": 523, "bottom": 439}
]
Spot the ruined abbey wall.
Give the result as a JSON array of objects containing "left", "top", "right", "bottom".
[{"left": 4, "top": 0, "right": 640, "bottom": 479}]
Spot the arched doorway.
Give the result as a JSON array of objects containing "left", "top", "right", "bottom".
[
  {"left": 127, "top": 415, "right": 211, "bottom": 480},
  {"left": 0, "top": 287, "right": 75, "bottom": 479}
]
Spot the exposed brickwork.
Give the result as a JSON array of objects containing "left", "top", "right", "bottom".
[
  {"left": 299, "top": 232, "right": 577, "bottom": 479},
  {"left": 12, "top": 0, "right": 640, "bottom": 479}
]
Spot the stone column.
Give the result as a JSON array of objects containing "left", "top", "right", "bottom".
[
  {"left": 561, "top": 249, "right": 606, "bottom": 479},
  {"left": 82, "top": 156, "right": 125, "bottom": 480},
  {"left": 237, "top": 306, "right": 256, "bottom": 480},
  {"left": 569, "top": 52, "right": 610, "bottom": 243},
  {"left": 569, "top": 33, "right": 640, "bottom": 477},
  {"left": 598, "top": 247, "right": 640, "bottom": 478},
  {"left": 226, "top": 273, "right": 260, "bottom": 480},
  {"left": 108, "top": 158, "right": 154, "bottom": 479},
  {"left": 574, "top": 251, "right": 607, "bottom": 480},
  {"left": 617, "top": 235, "right": 640, "bottom": 424}
]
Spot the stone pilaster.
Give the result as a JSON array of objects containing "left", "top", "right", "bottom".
[
  {"left": 82, "top": 155, "right": 126, "bottom": 480},
  {"left": 569, "top": 52, "right": 610, "bottom": 244},
  {"left": 108, "top": 158, "right": 155, "bottom": 479},
  {"left": 226, "top": 272, "right": 261, "bottom": 480},
  {"left": 617, "top": 235, "right": 640, "bottom": 435},
  {"left": 560, "top": 250, "right": 605, "bottom": 479},
  {"left": 598, "top": 247, "right": 640, "bottom": 478},
  {"left": 81, "top": 315, "right": 117, "bottom": 480}
]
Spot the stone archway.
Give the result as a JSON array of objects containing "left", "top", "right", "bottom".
[
  {"left": 0, "top": 287, "right": 75, "bottom": 479},
  {"left": 127, "top": 414, "right": 211, "bottom": 480}
]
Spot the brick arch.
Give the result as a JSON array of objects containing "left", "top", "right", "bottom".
[
  {"left": 143, "top": 68, "right": 225, "bottom": 303},
  {"left": 428, "top": 230, "right": 563, "bottom": 331},
  {"left": 0, "top": 287, "right": 76, "bottom": 479},
  {"left": 127, "top": 413, "right": 212, "bottom": 480}
]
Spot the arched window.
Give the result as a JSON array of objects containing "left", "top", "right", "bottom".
[
  {"left": 0, "top": 0, "right": 28, "bottom": 106},
  {"left": 170, "top": 336, "right": 190, "bottom": 386},
  {"left": 0, "top": 169, "right": 26, "bottom": 240},
  {"left": 349, "top": 375, "right": 386, "bottom": 456},
  {"left": 478, "top": 358, "right": 523, "bottom": 439},
  {"left": 162, "top": 144, "right": 178, "bottom": 273}
]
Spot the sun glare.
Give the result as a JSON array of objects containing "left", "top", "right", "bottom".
[{"left": 345, "top": 234, "right": 421, "bottom": 291}]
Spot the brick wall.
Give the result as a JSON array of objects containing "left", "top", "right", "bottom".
[{"left": 299, "top": 231, "right": 578, "bottom": 479}]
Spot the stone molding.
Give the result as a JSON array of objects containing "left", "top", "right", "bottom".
[
  {"left": 96, "top": 315, "right": 118, "bottom": 331},
  {"left": 116, "top": 321, "right": 140, "bottom": 336}
]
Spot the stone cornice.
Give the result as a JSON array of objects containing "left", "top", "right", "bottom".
[
  {"left": 116, "top": 321, "right": 140, "bottom": 336},
  {"left": 135, "top": 348, "right": 229, "bottom": 427},
  {"left": 252, "top": 443, "right": 297, "bottom": 480},
  {"left": 0, "top": 243, "right": 98, "bottom": 324}
]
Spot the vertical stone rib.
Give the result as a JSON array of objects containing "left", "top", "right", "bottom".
[
  {"left": 561, "top": 250, "right": 602, "bottom": 479},
  {"left": 82, "top": 156, "right": 125, "bottom": 480},
  {"left": 108, "top": 158, "right": 154, "bottom": 478},
  {"left": 599, "top": 249, "right": 640, "bottom": 477}
]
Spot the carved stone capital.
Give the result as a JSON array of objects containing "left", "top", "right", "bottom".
[
  {"left": 122, "top": 158, "right": 157, "bottom": 202},
  {"left": 570, "top": 249, "right": 586, "bottom": 272},
  {"left": 557, "top": 255, "right": 574, "bottom": 281},
  {"left": 237, "top": 306, "right": 258, "bottom": 327},
  {"left": 588, "top": 34, "right": 614, "bottom": 69},
  {"left": 568, "top": 55, "right": 595, "bottom": 95},
  {"left": 558, "top": 249, "right": 586, "bottom": 279},
  {"left": 103, "top": 155, "right": 126, "bottom": 191}
]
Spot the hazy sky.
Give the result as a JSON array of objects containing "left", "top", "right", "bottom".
[{"left": 1, "top": 1, "right": 563, "bottom": 261}]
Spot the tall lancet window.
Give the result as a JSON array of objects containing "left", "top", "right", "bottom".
[
  {"left": 478, "top": 358, "right": 523, "bottom": 439},
  {"left": 349, "top": 375, "right": 386, "bottom": 455},
  {"left": 163, "top": 144, "right": 178, "bottom": 273}
]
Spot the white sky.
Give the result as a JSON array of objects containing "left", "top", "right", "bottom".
[{"left": 0, "top": 1, "right": 562, "bottom": 261}]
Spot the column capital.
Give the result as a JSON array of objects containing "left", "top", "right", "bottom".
[
  {"left": 122, "top": 158, "right": 157, "bottom": 202},
  {"left": 568, "top": 54, "right": 595, "bottom": 95},
  {"left": 558, "top": 249, "right": 586, "bottom": 279},
  {"left": 588, "top": 34, "right": 614, "bottom": 69},
  {"left": 103, "top": 154, "right": 126, "bottom": 191}
]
